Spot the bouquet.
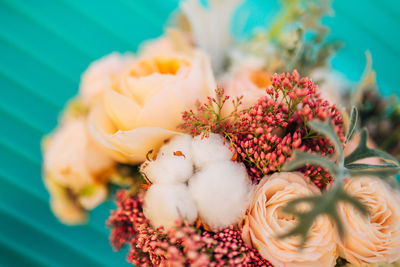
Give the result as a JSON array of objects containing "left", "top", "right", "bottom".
[{"left": 42, "top": 0, "right": 400, "bottom": 266}]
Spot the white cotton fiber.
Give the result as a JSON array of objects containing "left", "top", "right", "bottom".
[
  {"left": 143, "top": 183, "right": 198, "bottom": 229},
  {"left": 140, "top": 134, "right": 194, "bottom": 184},
  {"left": 140, "top": 156, "right": 193, "bottom": 184},
  {"left": 158, "top": 134, "right": 193, "bottom": 161},
  {"left": 191, "top": 133, "right": 233, "bottom": 169},
  {"left": 188, "top": 161, "right": 253, "bottom": 230}
]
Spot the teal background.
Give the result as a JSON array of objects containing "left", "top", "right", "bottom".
[{"left": 0, "top": 0, "right": 399, "bottom": 266}]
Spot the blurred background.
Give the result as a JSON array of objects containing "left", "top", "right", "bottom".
[{"left": 0, "top": 0, "right": 399, "bottom": 266}]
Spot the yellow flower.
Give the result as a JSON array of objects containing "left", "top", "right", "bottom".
[{"left": 89, "top": 50, "right": 216, "bottom": 163}]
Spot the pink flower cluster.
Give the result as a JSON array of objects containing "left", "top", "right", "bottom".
[
  {"left": 231, "top": 70, "right": 344, "bottom": 186},
  {"left": 181, "top": 86, "right": 243, "bottom": 137},
  {"left": 108, "top": 189, "right": 272, "bottom": 267},
  {"left": 181, "top": 71, "right": 344, "bottom": 187},
  {"left": 108, "top": 190, "right": 208, "bottom": 266},
  {"left": 202, "top": 226, "right": 273, "bottom": 267}
]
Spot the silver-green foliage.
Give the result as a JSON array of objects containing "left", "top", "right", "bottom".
[{"left": 281, "top": 107, "right": 400, "bottom": 248}]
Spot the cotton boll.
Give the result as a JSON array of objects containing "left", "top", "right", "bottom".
[
  {"left": 140, "top": 156, "right": 193, "bottom": 184},
  {"left": 140, "top": 134, "right": 194, "bottom": 184},
  {"left": 192, "top": 133, "right": 233, "bottom": 169},
  {"left": 188, "top": 161, "right": 253, "bottom": 230},
  {"left": 158, "top": 134, "right": 193, "bottom": 162},
  {"left": 143, "top": 184, "right": 198, "bottom": 229}
]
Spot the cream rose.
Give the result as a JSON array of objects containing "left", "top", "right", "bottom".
[
  {"left": 89, "top": 50, "right": 216, "bottom": 163},
  {"left": 338, "top": 177, "right": 400, "bottom": 266},
  {"left": 44, "top": 176, "right": 87, "bottom": 225},
  {"left": 80, "top": 52, "right": 134, "bottom": 106},
  {"left": 43, "top": 117, "right": 114, "bottom": 223},
  {"left": 242, "top": 172, "right": 337, "bottom": 267},
  {"left": 219, "top": 69, "right": 270, "bottom": 115}
]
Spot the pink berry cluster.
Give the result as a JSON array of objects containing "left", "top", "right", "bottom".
[
  {"left": 108, "top": 189, "right": 273, "bottom": 267},
  {"left": 181, "top": 70, "right": 345, "bottom": 187},
  {"left": 108, "top": 190, "right": 210, "bottom": 266},
  {"left": 181, "top": 86, "right": 242, "bottom": 137},
  {"left": 202, "top": 225, "right": 273, "bottom": 267},
  {"left": 231, "top": 70, "right": 344, "bottom": 185},
  {"left": 108, "top": 189, "right": 143, "bottom": 251}
]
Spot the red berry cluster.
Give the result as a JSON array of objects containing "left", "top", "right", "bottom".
[
  {"left": 202, "top": 225, "right": 273, "bottom": 267},
  {"left": 108, "top": 189, "right": 273, "bottom": 266},
  {"left": 230, "top": 70, "right": 344, "bottom": 186}
]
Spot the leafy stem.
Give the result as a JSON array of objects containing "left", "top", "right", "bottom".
[{"left": 281, "top": 107, "right": 400, "bottom": 248}]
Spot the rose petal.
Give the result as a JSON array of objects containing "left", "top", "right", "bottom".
[
  {"left": 108, "top": 127, "right": 180, "bottom": 163},
  {"left": 104, "top": 87, "right": 141, "bottom": 130},
  {"left": 241, "top": 172, "right": 336, "bottom": 267}
]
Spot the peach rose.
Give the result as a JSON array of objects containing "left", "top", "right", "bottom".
[
  {"left": 89, "top": 50, "right": 216, "bottom": 163},
  {"left": 80, "top": 52, "right": 134, "bottom": 106},
  {"left": 43, "top": 118, "right": 114, "bottom": 223},
  {"left": 219, "top": 69, "right": 270, "bottom": 116},
  {"left": 338, "top": 177, "right": 400, "bottom": 266},
  {"left": 242, "top": 172, "right": 337, "bottom": 267}
]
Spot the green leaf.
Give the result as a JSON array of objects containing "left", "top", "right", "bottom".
[
  {"left": 344, "top": 129, "right": 400, "bottom": 166},
  {"left": 349, "top": 168, "right": 400, "bottom": 179},
  {"left": 308, "top": 119, "right": 344, "bottom": 162},
  {"left": 345, "top": 106, "right": 358, "bottom": 144},
  {"left": 278, "top": 185, "right": 368, "bottom": 249},
  {"left": 346, "top": 163, "right": 400, "bottom": 170},
  {"left": 346, "top": 163, "right": 400, "bottom": 179},
  {"left": 283, "top": 151, "right": 339, "bottom": 176},
  {"left": 280, "top": 119, "right": 398, "bottom": 250}
]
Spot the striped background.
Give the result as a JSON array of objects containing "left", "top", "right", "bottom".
[{"left": 0, "top": 0, "right": 399, "bottom": 266}]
